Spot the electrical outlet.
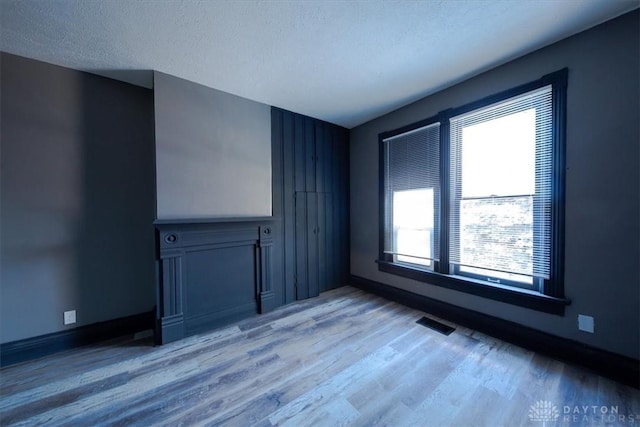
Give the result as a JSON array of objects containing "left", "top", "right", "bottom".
[
  {"left": 578, "top": 314, "right": 594, "bottom": 333},
  {"left": 64, "top": 310, "right": 76, "bottom": 325}
]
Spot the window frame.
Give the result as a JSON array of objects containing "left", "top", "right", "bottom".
[{"left": 378, "top": 69, "right": 570, "bottom": 315}]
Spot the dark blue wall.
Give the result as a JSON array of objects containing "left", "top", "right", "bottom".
[{"left": 0, "top": 53, "right": 156, "bottom": 343}]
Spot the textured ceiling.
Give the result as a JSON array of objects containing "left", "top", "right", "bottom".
[{"left": 1, "top": 0, "right": 638, "bottom": 128}]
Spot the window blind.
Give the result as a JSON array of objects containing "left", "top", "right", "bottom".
[
  {"left": 449, "top": 86, "right": 552, "bottom": 281},
  {"left": 383, "top": 123, "right": 440, "bottom": 261}
]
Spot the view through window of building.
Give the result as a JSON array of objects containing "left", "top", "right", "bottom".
[{"left": 457, "top": 108, "right": 537, "bottom": 286}]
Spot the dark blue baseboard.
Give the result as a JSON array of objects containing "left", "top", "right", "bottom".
[
  {"left": 0, "top": 310, "right": 154, "bottom": 367},
  {"left": 350, "top": 275, "right": 639, "bottom": 389}
]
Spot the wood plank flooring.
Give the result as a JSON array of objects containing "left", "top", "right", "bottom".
[{"left": 1, "top": 286, "right": 639, "bottom": 426}]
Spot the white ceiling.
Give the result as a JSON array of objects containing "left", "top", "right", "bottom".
[{"left": 1, "top": 1, "right": 638, "bottom": 128}]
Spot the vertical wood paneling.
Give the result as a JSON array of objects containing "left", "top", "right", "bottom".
[
  {"left": 307, "top": 193, "right": 319, "bottom": 298},
  {"left": 315, "top": 123, "right": 325, "bottom": 193},
  {"left": 294, "top": 115, "right": 306, "bottom": 193},
  {"left": 277, "top": 108, "right": 349, "bottom": 300},
  {"left": 305, "top": 117, "right": 316, "bottom": 192},
  {"left": 317, "top": 193, "right": 328, "bottom": 293},
  {"left": 325, "top": 193, "right": 336, "bottom": 291},
  {"left": 282, "top": 111, "right": 297, "bottom": 304},
  {"left": 331, "top": 127, "right": 342, "bottom": 288},
  {"left": 270, "top": 109, "right": 285, "bottom": 307},
  {"left": 341, "top": 128, "right": 350, "bottom": 282},
  {"left": 323, "top": 123, "right": 334, "bottom": 201},
  {"left": 295, "top": 192, "right": 309, "bottom": 300},
  {"left": 334, "top": 127, "right": 350, "bottom": 284}
]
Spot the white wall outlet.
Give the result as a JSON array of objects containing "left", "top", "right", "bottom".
[
  {"left": 578, "top": 314, "right": 594, "bottom": 333},
  {"left": 64, "top": 310, "right": 76, "bottom": 325}
]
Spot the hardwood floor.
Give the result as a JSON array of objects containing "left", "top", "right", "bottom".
[{"left": 1, "top": 286, "right": 638, "bottom": 426}]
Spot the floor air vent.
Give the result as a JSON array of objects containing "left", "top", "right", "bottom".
[{"left": 416, "top": 316, "right": 455, "bottom": 336}]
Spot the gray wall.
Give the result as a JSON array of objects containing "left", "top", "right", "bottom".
[
  {"left": 350, "top": 11, "right": 639, "bottom": 359},
  {"left": 0, "top": 53, "right": 156, "bottom": 343},
  {"left": 154, "top": 71, "right": 271, "bottom": 220}
]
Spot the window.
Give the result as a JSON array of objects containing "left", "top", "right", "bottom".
[
  {"left": 378, "top": 70, "right": 568, "bottom": 314},
  {"left": 383, "top": 122, "right": 440, "bottom": 269}
]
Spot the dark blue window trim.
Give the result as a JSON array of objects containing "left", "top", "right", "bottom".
[{"left": 378, "top": 69, "right": 570, "bottom": 315}]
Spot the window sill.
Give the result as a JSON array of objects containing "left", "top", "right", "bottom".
[{"left": 376, "top": 260, "right": 570, "bottom": 315}]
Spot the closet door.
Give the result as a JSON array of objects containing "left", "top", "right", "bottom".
[
  {"left": 294, "top": 192, "right": 320, "bottom": 300},
  {"left": 280, "top": 109, "right": 349, "bottom": 301},
  {"left": 317, "top": 192, "right": 329, "bottom": 293}
]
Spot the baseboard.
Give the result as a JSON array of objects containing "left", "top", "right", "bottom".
[
  {"left": 0, "top": 310, "right": 155, "bottom": 367},
  {"left": 259, "top": 290, "right": 277, "bottom": 314},
  {"left": 156, "top": 313, "right": 185, "bottom": 345},
  {"left": 350, "top": 275, "right": 639, "bottom": 389}
]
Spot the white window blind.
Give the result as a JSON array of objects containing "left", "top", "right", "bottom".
[
  {"left": 449, "top": 86, "right": 552, "bottom": 283},
  {"left": 383, "top": 123, "right": 440, "bottom": 266}
]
